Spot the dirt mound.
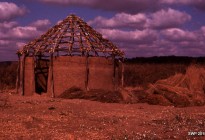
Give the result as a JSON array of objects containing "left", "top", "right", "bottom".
[
  {"left": 59, "top": 87, "right": 123, "bottom": 103},
  {"left": 143, "top": 65, "right": 205, "bottom": 107},
  {"left": 57, "top": 65, "right": 205, "bottom": 106}
]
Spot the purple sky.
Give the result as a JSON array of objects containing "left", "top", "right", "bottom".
[{"left": 1, "top": 0, "right": 205, "bottom": 61}]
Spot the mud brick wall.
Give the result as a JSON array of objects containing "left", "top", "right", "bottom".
[
  {"left": 88, "top": 57, "right": 114, "bottom": 90},
  {"left": 24, "top": 57, "right": 35, "bottom": 96},
  {"left": 47, "top": 56, "right": 121, "bottom": 97},
  {"left": 51, "top": 56, "right": 86, "bottom": 97}
]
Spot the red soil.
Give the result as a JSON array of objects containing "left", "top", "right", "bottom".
[{"left": 0, "top": 91, "right": 205, "bottom": 139}]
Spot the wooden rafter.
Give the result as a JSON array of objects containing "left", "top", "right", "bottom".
[{"left": 17, "top": 14, "right": 124, "bottom": 58}]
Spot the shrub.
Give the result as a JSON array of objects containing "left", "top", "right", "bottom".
[
  {"left": 0, "top": 62, "right": 18, "bottom": 90},
  {"left": 124, "top": 63, "right": 188, "bottom": 87}
]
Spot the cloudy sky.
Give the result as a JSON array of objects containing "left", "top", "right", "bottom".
[{"left": 1, "top": 0, "right": 205, "bottom": 61}]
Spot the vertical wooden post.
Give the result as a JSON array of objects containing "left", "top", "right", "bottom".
[
  {"left": 85, "top": 53, "right": 89, "bottom": 91},
  {"left": 20, "top": 55, "right": 26, "bottom": 96},
  {"left": 112, "top": 55, "right": 116, "bottom": 90},
  {"left": 50, "top": 54, "right": 55, "bottom": 98},
  {"left": 121, "top": 60, "right": 124, "bottom": 88},
  {"left": 19, "top": 56, "right": 22, "bottom": 95},
  {"left": 32, "top": 56, "right": 36, "bottom": 94},
  {"left": 16, "top": 56, "right": 20, "bottom": 94}
]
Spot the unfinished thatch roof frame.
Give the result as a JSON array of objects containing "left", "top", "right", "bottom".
[
  {"left": 16, "top": 14, "right": 124, "bottom": 97},
  {"left": 17, "top": 14, "right": 124, "bottom": 58}
]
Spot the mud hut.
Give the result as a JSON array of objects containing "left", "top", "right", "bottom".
[{"left": 16, "top": 14, "right": 124, "bottom": 97}]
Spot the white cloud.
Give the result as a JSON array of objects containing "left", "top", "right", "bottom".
[
  {"left": 16, "top": 42, "right": 26, "bottom": 49},
  {"left": 161, "top": 28, "right": 197, "bottom": 42},
  {"left": 147, "top": 8, "right": 191, "bottom": 29},
  {"left": 0, "top": 21, "right": 18, "bottom": 29},
  {"left": 0, "top": 19, "right": 51, "bottom": 61},
  {"left": 0, "top": 2, "right": 27, "bottom": 21},
  {"left": 98, "top": 29, "right": 158, "bottom": 44},
  {"left": 30, "top": 19, "right": 51, "bottom": 30},
  {"left": 0, "top": 40, "right": 9, "bottom": 45},
  {"left": 94, "top": 26, "right": 205, "bottom": 57},
  {"left": 0, "top": 19, "right": 51, "bottom": 40},
  {"left": 88, "top": 13, "right": 147, "bottom": 29},
  {"left": 201, "top": 26, "right": 205, "bottom": 36},
  {"left": 9, "top": 26, "right": 42, "bottom": 39},
  {"left": 89, "top": 8, "right": 191, "bottom": 30}
]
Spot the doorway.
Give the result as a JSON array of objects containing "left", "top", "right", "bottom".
[{"left": 35, "top": 59, "right": 49, "bottom": 94}]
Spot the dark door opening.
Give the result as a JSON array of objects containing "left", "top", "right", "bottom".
[{"left": 35, "top": 59, "right": 49, "bottom": 94}]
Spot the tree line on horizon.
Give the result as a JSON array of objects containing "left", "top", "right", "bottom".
[{"left": 125, "top": 56, "right": 205, "bottom": 64}]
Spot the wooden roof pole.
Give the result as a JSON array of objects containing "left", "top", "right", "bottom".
[
  {"left": 17, "top": 14, "right": 124, "bottom": 58},
  {"left": 112, "top": 54, "right": 116, "bottom": 90},
  {"left": 120, "top": 59, "right": 124, "bottom": 88},
  {"left": 21, "top": 54, "right": 26, "bottom": 96},
  {"left": 85, "top": 52, "right": 89, "bottom": 91},
  {"left": 50, "top": 53, "right": 55, "bottom": 98},
  {"left": 16, "top": 55, "right": 20, "bottom": 94}
]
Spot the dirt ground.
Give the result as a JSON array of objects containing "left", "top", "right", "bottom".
[{"left": 0, "top": 91, "right": 205, "bottom": 140}]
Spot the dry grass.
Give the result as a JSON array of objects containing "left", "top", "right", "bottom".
[
  {"left": 139, "top": 65, "right": 205, "bottom": 106},
  {"left": 124, "top": 63, "right": 188, "bottom": 87},
  {"left": 0, "top": 62, "right": 17, "bottom": 90}
]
